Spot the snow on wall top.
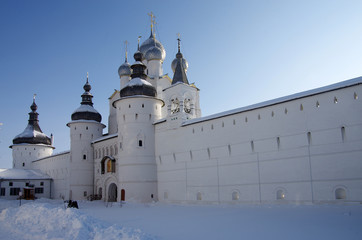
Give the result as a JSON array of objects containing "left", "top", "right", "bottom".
[
  {"left": 183, "top": 76, "right": 362, "bottom": 126},
  {"left": 0, "top": 168, "right": 51, "bottom": 180}
]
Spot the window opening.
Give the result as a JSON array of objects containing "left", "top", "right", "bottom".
[
  {"left": 276, "top": 189, "right": 285, "bottom": 200},
  {"left": 335, "top": 188, "right": 346, "bottom": 200},
  {"left": 139, "top": 140, "right": 143, "bottom": 147},
  {"left": 232, "top": 191, "right": 239, "bottom": 200}
]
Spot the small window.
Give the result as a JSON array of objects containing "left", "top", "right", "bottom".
[
  {"left": 276, "top": 189, "right": 285, "bottom": 200},
  {"left": 232, "top": 191, "right": 239, "bottom": 201},
  {"left": 334, "top": 97, "right": 338, "bottom": 104},
  {"left": 9, "top": 182, "right": 13, "bottom": 187},
  {"left": 341, "top": 126, "right": 346, "bottom": 142},
  {"left": 35, "top": 188, "right": 44, "bottom": 194},
  {"left": 135, "top": 114, "right": 138, "bottom": 120},
  {"left": 245, "top": 117, "right": 248, "bottom": 122},
  {"left": 271, "top": 111, "right": 274, "bottom": 117},
  {"left": 83, "top": 154, "right": 87, "bottom": 160},
  {"left": 129, "top": 104, "right": 131, "bottom": 108},
  {"left": 22, "top": 162, "right": 25, "bottom": 167},
  {"left": 84, "top": 191, "right": 87, "bottom": 197},
  {"left": 258, "top": 114, "right": 261, "bottom": 120},
  {"left": 138, "top": 140, "right": 143, "bottom": 147},
  {"left": 197, "top": 192, "right": 202, "bottom": 201},
  {"left": 25, "top": 182, "right": 29, "bottom": 187},
  {"left": 86, "top": 126, "right": 88, "bottom": 130},
  {"left": 307, "top": 132, "right": 312, "bottom": 145},
  {"left": 10, "top": 188, "right": 20, "bottom": 196},
  {"left": 354, "top": 92, "right": 358, "bottom": 99},
  {"left": 284, "top": 108, "right": 288, "bottom": 114},
  {"left": 316, "top": 101, "right": 320, "bottom": 108},
  {"left": 300, "top": 104, "right": 303, "bottom": 111},
  {"left": 40, "top": 182, "right": 44, "bottom": 186},
  {"left": 0, "top": 188, "right": 5, "bottom": 196},
  {"left": 335, "top": 188, "right": 346, "bottom": 200},
  {"left": 142, "top": 104, "right": 144, "bottom": 108}
]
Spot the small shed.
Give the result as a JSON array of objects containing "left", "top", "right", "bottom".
[{"left": 0, "top": 168, "right": 51, "bottom": 200}]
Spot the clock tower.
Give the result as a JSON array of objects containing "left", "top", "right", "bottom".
[{"left": 164, "top": 37, "right": 201, "bottom": 128}]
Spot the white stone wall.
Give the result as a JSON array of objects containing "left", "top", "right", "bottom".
[
  {"left": 114, "top": 96, "right": 163, "bottom": 202},
  {"left": 32, "top": 152, "right": 70, "bottom": 199},
  {"left": 93, "top": 135, "right": 118, "bottom": 200},
  {"left": 155, "top": 83, "right": 362, "bottom": 204},
  {"left": 12, "top": 144, "right": 53, "bottom": 169},
  {"left": 67, "top": 120, "right": 104, "bottom": 200}
]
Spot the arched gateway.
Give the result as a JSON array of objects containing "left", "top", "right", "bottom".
[{"left": 108, "top": 183, "right": 117, "bottom": 202}]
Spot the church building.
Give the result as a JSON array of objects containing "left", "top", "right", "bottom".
[{"left": 1, "top": 20, "right": 362, "bottom": 204}]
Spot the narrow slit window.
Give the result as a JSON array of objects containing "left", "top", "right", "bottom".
[{"left": 138, "top": 140, "right": 143, "bottom": 147}]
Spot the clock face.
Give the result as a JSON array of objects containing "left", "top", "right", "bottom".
[
  {"left": 171, "top": 98, "right": 180, "bottom": 114},
  {"left": 184, "top": 98, "right": 191, "bottom": 113}
]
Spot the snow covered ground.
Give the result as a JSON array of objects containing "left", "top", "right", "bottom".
[{"left": 1, "top": 199, "right": 362, "bottom": 240}]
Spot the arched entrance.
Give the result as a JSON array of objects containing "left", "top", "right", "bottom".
[
  {"left": 108, "top": 183, "right": 117, "bottom": 202},
  {"left": 121, "top": 189, "right": 125, "bottom": 201}
]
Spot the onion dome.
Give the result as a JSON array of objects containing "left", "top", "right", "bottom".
[
  {"left": 71, "top": 74, "right": 102, "bottom": 122},
  {"left": 13, "top": 96, "right": 52, "bottom": 145},
  {"left": 171, "top": 38, "right": 189, "bottom": 85},
  {"left": 120, "top": 43, "right": 156, "bottom": 98},
  {"left": 118, "top": 60, "right": 131, "bottom": 77},
  {"left": 145, "top": 45, "right": 163, "bottom": 61},
  {"left": 139, "top": 30, "right": 166, "bottom": 61}
]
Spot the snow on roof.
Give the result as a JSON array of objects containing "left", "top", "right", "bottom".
[
  {"left": 0, "top": 168, "right": 51, "bottom": 180},
  {"left": 92, "top": 133, "right": 118, "bottom": 144},
  {"left": 123, "top": 77, "right": 152, "bottom": 88},
  {"left": 14, "top": 125, "right": 48, "bottom": 139},
  {"left": 32, "top": 150, "right": 70, "bottom": 163},
  {"left": 72, "top": 104, "right": 99, "bottom": 114},
  {"left": 183, "top": 76, "right": 362, "bottom": 126}
]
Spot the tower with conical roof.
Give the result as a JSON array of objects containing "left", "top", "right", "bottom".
[
  {"left": 66, "top": 74, "right": 105, "bottom": 200},
  {"left": 10, "top": 96, "right": 54, "bottom": 169},
  {"left": 164, "top": 37, "right": 201, "bottom": 128},
  {"left": 113, "top": 39, "right": 164, "bottom": 202}
]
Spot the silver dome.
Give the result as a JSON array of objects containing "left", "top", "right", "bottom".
[
  {"left": 118, "top": 61, "right": 132, "bottom": 77},
  {"left": 140, "top": 33, "right": 166, "bottom": 60},
  {"left": 171, "top": 57, "right": 188, "bottom": 73},
  {"left": 145, "top": 46, "right": 164, "bottom": 61}
]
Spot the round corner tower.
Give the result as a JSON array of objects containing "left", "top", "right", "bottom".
[
  {"left": 113, "top": 45, "right": 163, "bottom": 202},
  {"left": 66, "top": 75, "right": 105, "bottom": 200},
  {"left": 10, "top": 97, "right": 54, "bottom": 169}
]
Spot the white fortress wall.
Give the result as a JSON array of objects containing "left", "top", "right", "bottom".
[
  {"left": 155, "top": 82, "right": 362, "bottom": 203},
  {"left": 32, "top": 151, "right": 70, "bottom": 199}
]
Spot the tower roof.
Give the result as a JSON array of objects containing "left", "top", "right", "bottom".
[
  {"left": 71, "top": 74, "right": 102, "bottom": 122},
  {"left": 120, "top": 38, "right": 157, "bottom": 98},
  {"left": 171, "top": 37, "right": 189, "bottom": 85},
  {"left": 12, "top": 96, "right": 52, "bottom": 146}
]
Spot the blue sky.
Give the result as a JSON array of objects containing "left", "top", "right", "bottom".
[{"left": 1, "top": 0, "right": 362, "bottom": 168}]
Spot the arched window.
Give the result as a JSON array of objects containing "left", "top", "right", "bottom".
[
  {"left": 335, "top": 188, "right": 346, "bottom": 200},
  {"left": 101, "top": 156, "right": 116, "bottom": 174},
  {"left": 107, "top": 159, "right": 116, "bottom": 173},
  {"left": 197, "top": 192, "right": 202, "bottom": 201},
  {"left": 276, "top": 189, "right": 285, "bottom": 200},
  {"left": 232, "top": 191, "right": 239, "bottom": 201}
]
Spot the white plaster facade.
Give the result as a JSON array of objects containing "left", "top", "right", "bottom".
[{"left": 5, "top": 26, "right": 362, "bottom": 204}]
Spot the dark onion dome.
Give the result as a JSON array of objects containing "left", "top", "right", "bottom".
[
  {"left": 171, "top": 52, "right": 188, "bottom": 73},
  {"left": 145, "top": 45, "right": 164, "bottom": 62},
  {"left": 71, "top": 75, "right": 102, "bottom": 122},
  {"left": 13, "top": 98, "right": 52, "bottom": 145},
  {"left": 171, "top": 38, "right": 189, "bottom": 85},
  {"left": 139, "top": 30, "right": 166, "bottom": 61},
  {"left": 120, "top": 46, "right": 157, "bottom": 98}
]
